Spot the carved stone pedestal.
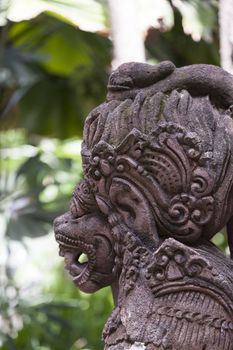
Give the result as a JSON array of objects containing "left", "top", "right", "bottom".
[{"left": 54, "top": 62, "right": 233, "bottom": 350}]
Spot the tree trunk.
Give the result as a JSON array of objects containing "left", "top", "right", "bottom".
[
  {"left": 107, "top": 0, "right": 145, "bottom": 69},
  {"left": 219, "top": 0, "right": 233, "bottom": 74}
]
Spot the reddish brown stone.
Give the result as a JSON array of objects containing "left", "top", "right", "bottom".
[{"left": 54, "top": 62, "right": 233, "bottom": 349}]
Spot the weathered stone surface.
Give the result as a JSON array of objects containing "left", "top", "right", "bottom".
[{"left": 54, "top": 62, "right": 233, "bottom": 349}]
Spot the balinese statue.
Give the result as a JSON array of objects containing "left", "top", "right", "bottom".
[{"left": 54, "top": 61, "right": 233, "bottom": 350}]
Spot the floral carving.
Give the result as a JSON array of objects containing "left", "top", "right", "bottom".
[
  {"left": 90, "top": 142, "right": 116, "bottom": 179},
  {"left": 145, "top": 238, "right": 213, "bottom": 290},
  {"left": 85, "top": 123, "right": 216, "bottom": 243}
]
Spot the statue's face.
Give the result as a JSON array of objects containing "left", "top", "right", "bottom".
[
  {"left": 53, "top": 160, "right": 159, "bottom": 295},
  {"left": 54, "top": 209, "right": 115, "bottom": 293}
]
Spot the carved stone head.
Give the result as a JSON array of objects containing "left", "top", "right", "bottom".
[
  {"left": 54, "top": 61, "right": 233, "bottom": 348},
  {"left": 54, "top": 179, "right": 115, "bottom": 293}
]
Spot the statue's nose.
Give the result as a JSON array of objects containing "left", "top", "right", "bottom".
[
  {"left": 53, "top": 212, "right": 69, "bottom": 229},
  {"left": 53, "top": 215, "right": 63, "bottom": 229}
]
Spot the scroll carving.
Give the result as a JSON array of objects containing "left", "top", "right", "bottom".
[{"left": 54, "top": 61, "right": 233, "bottom": 349}]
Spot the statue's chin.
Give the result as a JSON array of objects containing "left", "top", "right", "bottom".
[
  {"left": 59, "top": 246, "right": 113, "bottom": 293},
  {"left": 73, "top": 277, "right": 101, "bottom": 293},
  {"left": 59, "top": 247, "right": 92, "bottom": 287}
]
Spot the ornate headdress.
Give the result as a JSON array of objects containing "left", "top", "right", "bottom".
[{"left": 81, "top": 63, "right": 233, "bottom": 253}]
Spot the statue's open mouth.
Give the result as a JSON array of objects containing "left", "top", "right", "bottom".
[{"left": 55, "top": 233, "right": 96, "bottom": 286}]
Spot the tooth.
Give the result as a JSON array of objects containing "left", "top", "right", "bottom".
[
  {"left": 64, "top": 252, "right": 74, "bottom": 265},
  {"left": 59, "top": 249, "right": 65, "bottom": 257}
]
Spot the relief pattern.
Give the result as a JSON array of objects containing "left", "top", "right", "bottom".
[{"left": 54, "top": 61, "right": 233, "bottom": 349}]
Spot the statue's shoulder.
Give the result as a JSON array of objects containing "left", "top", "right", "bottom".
[
  {"left": 143, "top": 238, "right": 233, "bottom": 349},
  {"left": 147, "top": 238, "right": 233, "bottom": 315},
  {"left": 104, "top": 238, "right": 233, "bottom": 349}
]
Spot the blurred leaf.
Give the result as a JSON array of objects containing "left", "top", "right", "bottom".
[
  {"left": 0, "top": 0, "right": 11, "bottom": 26},
  {"left": 138, "top": 0, "right": 174, "bottom": 31},
  {"left": 172, "top": 0, "right": 217, "bottom": 41},
  {"left": 43, "top": 0, "right": 107, "bottom": 33},
  {"left": 211, "top": 228, "right": 228, "bottom": 254},
  {"left": 2, "top": 16, "right": 111, "bottom": 138},
  {"left": 0, "top": 2, "right": 227, "bottom": 350},
  {"left": 145, "top": 8, "right": 219, "bottom": 67},
  {"left": 4, "top": 0, "right": 106, "bottom": 33},
  {"left": 6, "top": 213, "right": 50, "bottom": 240},
  {"left": 4, "top": 0, "right": 45, "bottom": 23},
  {"left": 37, "top": 28, "right": 92, "bottom": 75},
  {"left": 0, "top": 130, "right": 82, "bottom": 241}
]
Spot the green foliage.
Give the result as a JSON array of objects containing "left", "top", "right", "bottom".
[
  {"left": 1, "top": 259, "right": 112, "bottom": 350},
  {"left": 0, "top": 1, "right": 229, "bottom": 350},
  {"left": 146, "top": 6, "right": 219, "bottom": 66},
  {"left": 0, "top": 2, "right": 113, "bottom": 348},
  {"left": 1, "top": 13, "right": 111, "bottom": 138},
  {"left": 1, "top": 0, "right": 219, "bottom": 138},
  {"left": 0, "top": 130, "right": 112, "bottom": 350},
  {"left": 1, "top": 275, "right": 112, "bottom": 350},
  {"left": 0, "top": 0, "right": 107, "bottom": 32},
  {"left": 212, "top": 228, "right": 229, "bottom": 253},
  {"left": 171, "top": 0, "right": 217, "bottom": 42},
  {"left": 0, "top": 130, "right": 82, "bottom": 241}
]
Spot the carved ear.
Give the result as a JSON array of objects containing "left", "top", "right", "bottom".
[
  {"left": 95, "top": 194, "right": 111, "bottom": 216},
  {"left": 109, "top": 178, "right": 159, "bottom": 247}
]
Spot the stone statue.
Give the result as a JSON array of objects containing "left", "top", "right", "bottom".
[{"left": 54, "top": 61, "right": 233, "bottom": 350}]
